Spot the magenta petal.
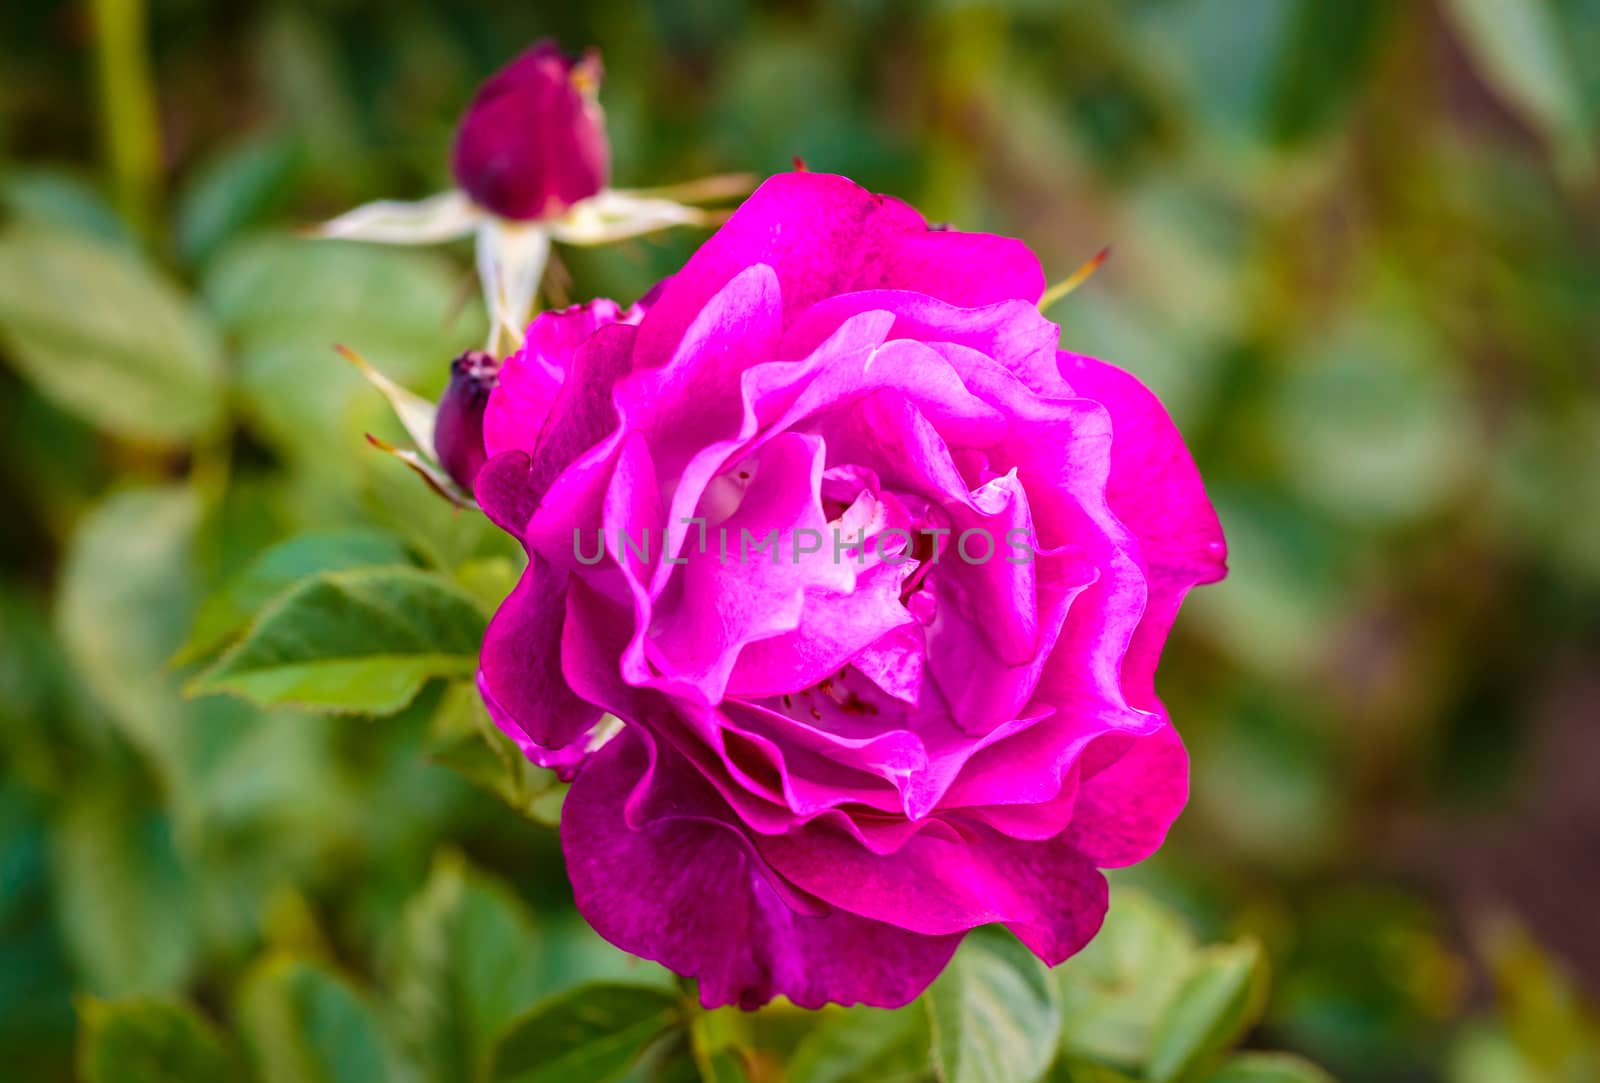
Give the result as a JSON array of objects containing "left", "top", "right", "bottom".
[
  {"left": 646, "top": 431, "right": 848, "bottom": 702},
  {"left": 562, "top": 729, "right": 963, "bottom": 1009},
  {"left": 634, "top": 172, "right": 1046, "bottom": 366},
  {"left": 757, "top": 818, "right": 1108, "bottom": 966},
  {"left": 1065, "top": 722, "right": 1189, "bottom": 867},
  {"left": 476, "top": 555, "right": 603, "bottom": 776},
  {"left": 483, "top": 299, "right": 637, "bottom": 459},
  {"left": 1057, "top": 352, "right": 1226, "bottom": 591},
  {"left": 488, "top": 320, "right": 639, "bottom": 549}
]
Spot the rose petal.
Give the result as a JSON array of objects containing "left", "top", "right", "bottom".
[
  {"left": 634, "top": 172, "right": 1045, "bottom": 366},
  {"left": 476, "top": 555, "right": 603, "bottom": 776},
  {"left": 483, "top": 299, "right": 637, "bottom": 458},
  {"left": 757, "top": 814, "right": 1108, "bottom": 965},
  {"left": 563, "top": 728, "right": 963, "bottom": 1009}
]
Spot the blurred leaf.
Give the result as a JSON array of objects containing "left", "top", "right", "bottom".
[
  {"left": 56, "top": 486, "right": 201, "bottom": 770},
  {"left": 1266, "top": 0, "right": 1390, "bottom": 144},
  {"left": 538, "top": 912, "right": 676, "bottom": 996},
  {"left": 486, "top": 983, "right": 682, "bottom": 1083},
  {"left": 0, "top": 224, "right": 224, "bottom": 443},
  {"left": 1443, "top": 0, "right": 1596, "bottom": 181},
  {"left": 389, "top": 851, "right": 546, "bottom": 1083},
  {"left": 700, "top": 1050, "right": 751, "bottom": 1082},
  {"left": 1046, "top": 1060, "right": 1141, "bottom": 1083},
  {"left": 175, "top": 527, "right": 413, "bottom": 665},
  {"left": 51, "top": 795, "right": 196, "bottom": 998},
  {"left": 427, "top": 680, "right": 568, "bottom": 824},
  {"left": 187, "top": 565, "right": 485, "bottom": 715},
  {"left": 1472, "top": 913, "right": 1600, "bottom": 1080},
  {"left": 927, "top": 926, "right": 1062, "bottom": 1083},
  {"left": 690, "top": 1006, "right": 756, "bottom": 1081},
  {"left": 202, "top": 234, "right": 476, "bottom": 467},
  {"left": 339, "top": 341, "right": 440, "bottom": 455},
  {"left": 1146, "top": 0, "right": 1296, "bottom": 145},
  {"left": 452, "top": 555, "right": 521, "bottom": 615},
  {"left": 237, "top": 956, "right": 395, "bottom": 1083},
  {"left": 1191, "top": 700, "right": 1339, "bottom": 869},
  {"left": 1448, "top": 1020, "right": 1549, "bottom": 1083},
  {"left": 787, "top": 1005, "right": 932, "bottom": 1083},
  {"left": 1147, "top": 940, "right": 1269, "bottom": 1083},
  {"left": 623, "top": 1027, "right": 709, "bottom": 1083},
  {"left": 1186, "top": 488, "right": 1344, "bottom": 678},
  {"left": 76, "top": 997, "right": 237, "bottom": 1083},
  {"left": 2, "top": 170, "right": 136, "bottom": 250},
  {"left": 0, "top": 784, "right": 75, "bottom": 1058},
  {"left": 1205, "top": 1052, "right": 1336, "bottom": 1083},
  {"left": 1057, "top": 889, "right": 1199, "bottom": 1069},
  {"left": 1274, "top": 890, "right": 1465, "bottom": 1076},
  {"left": 366, "top": 455, "right": 514, "bottom": 572},
  {"left": 176, "top": 132, "right": 302, "bottom": 266},
  {"left": 1272, "top": 311, "right": 1472, "bottom": 526}
]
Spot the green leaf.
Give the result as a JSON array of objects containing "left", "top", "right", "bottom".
[
  {"left": 2, "top": 169, "right": 137, "bottom": 250},
  {"left": 1266, "top": 0, "right": 1390, "bottom": 145},
  {"left": 175, "top": 528, "right": 412, "bottom": 665},
  {"left": 487, "top": 983, "right": 682, "bottom": 1083},
  {"left": 237, "top": 956, "right": 395, "bottom": 1083},
  {"left": 1443, "top": 0, "right": 1595, "bottom": 181},
  {"left": 788, "top": 1005, "right": 932, "bottom": 1083},
  {"left": 1046, "top": 1059, "right": 1141, "bottom": 1083},
  {"left": 187, "top": 566, "right": 486, "bottom": 715},
  {"left": 57, "top": 486, "right": 201, "bottom": 759},
  {"left": 624, "top": 1027, "right": 709, "bottom": 1083},
  {"left": 1205, "top": 1052, "right": 1336, "bottom": 1083},
  {"left": 1057, "top": 889, "right": 1199, "bottom": 1070},
  {"left": 1271, "top": 312, "right": 1471, "bottom": 527},
  {"left": 176, "top": 132, "right": 302, "bottom": 266},
  {"left": 0, "top": 223, "right": 224, "bottom": 443},
  {"left": 50, "top": 793, "right": 197, "bottom": 999},
  {"left": 427, "top": 681, "right": 569, "bottom": 825},
  {"left": 1146, "top": 940, "right": 1269, "bottom": 1083},
  {"left": 389, "top": 851, "right": 546, "bottom": 1083},
  {"left": 927, "top": 926, "right": 1062, "bottom": 1083},
  {"left": 201, "top": 234, "right": 478, "bottom": 467},
  {"left": 76, "top": 998, "right": 237, "bottom": 1083}
]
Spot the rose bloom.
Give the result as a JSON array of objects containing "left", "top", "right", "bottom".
[{"left": 473, "top": 172, "right": 1226, "bottom": 1009}]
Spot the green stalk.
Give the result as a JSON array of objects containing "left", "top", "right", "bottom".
[{"left": 91, "top": 0, "right": 162, "bottom": 237}]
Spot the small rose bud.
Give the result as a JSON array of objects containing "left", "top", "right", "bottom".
[
  {"left": 451, "top": 41, "right": 609, "bottom": 221},
  {"left": 433, "top": 349, "right": 499, "bottom": 491}
]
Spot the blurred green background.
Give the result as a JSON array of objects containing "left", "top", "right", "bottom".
[{"left": 2, "top": 1, "right": 1598, "bottom": 1080}]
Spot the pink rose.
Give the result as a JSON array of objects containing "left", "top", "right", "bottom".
[{"left": 475, "top": 172, "right": 1226, "bottom": 1009}]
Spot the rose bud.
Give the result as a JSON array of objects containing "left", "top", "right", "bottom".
[
  {"left": 432, "top": 349, "right": 500, "bottom": 491},
  {"left": 319, "top": 40, "right": 749, "bottom": 358},
  {"left": 451, "top": 41, "right": 609, "bottom": 221}
]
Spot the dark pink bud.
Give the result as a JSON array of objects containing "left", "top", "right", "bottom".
[
  {"left": 434, "top": 350, "right": 499, "bottom": 491},
  {"left": 451, "top": 41, "right": 609, "bottom": 221}
]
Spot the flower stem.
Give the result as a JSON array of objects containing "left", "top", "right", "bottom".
[{"left": 91, "top": 0, "right": 162, "bottom": 238}]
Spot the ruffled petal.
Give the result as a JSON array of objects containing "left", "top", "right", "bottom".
[
  {"left": 563, "top": 728, "right": 963, "bottom": 1009},
  {"left": 476, "top": 555, "right": 603, "bottom": 777},
  {"left": 1064, "top": 721, "right": 1189, "bottom": 867},
  {"left": 634, "top": 173, "right": 1045, "bottom": 366},
  {"left": 477, "top": 320, "right": 639, "bottom": 540},
  {"left": 483, "top": 299, "right": 638, "bottom": 458},
  {"left": 1056, "top": 352, "right": 1227, "bottom": 709},
  {"left": 756, "top": 815, "right": 1108, "bottom": 966}
]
